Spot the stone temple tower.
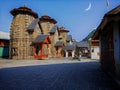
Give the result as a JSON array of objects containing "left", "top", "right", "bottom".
[
  {"left": 39, "top": 15, "right": 57, "bottom": 34},
  {"left": 10, "top": 5, "right": 40, "bottom": 60},
  {"left": 59, "top": 27, "right": 69, "bottom": 46},
  {"left": 39, "top": 15, "right": 58, "bottom": 57}
]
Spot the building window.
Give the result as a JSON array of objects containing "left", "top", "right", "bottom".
[{"left": 12, "top": 48, "right": 18, "bottom": 56}]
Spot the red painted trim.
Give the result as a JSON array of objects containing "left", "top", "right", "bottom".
[
  {"left": 34, "top": 45, "right": 36, "bottom": 55},
  {"left": 34, "top": 54, "right": 48, "bottom": 59}
]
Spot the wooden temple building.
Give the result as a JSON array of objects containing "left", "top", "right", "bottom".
[
  {"left": 9, "top": 5, "right": 72, "bottom": 60},
  {"left": 32, "top": 35, "right": 51, "bottom": 59},
  {"left": 92, "top": 5, "right": 120, "bottom": 81}
]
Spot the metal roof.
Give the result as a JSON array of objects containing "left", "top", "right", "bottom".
[
  {"left": 0, "top": 31, "right": 9, "bottom": 40},
  {"left": 27, "top": 19, "right": 39, "bottom": 32},
  {"left": 49, "top": 25, "right": 58, "bottom": 34},
  {"left": 64, "top": 45, "right": 76, "bottom": 51},
  {"left": 55, "top": 41, "right": 64, "bottom": 47},
  {"left": 82, "top": 30, "right": 96, "bottom": 41},
  {"left": 77, "top": 41, "right": 89, "bottom": 48},
  {"left": 66, "top": 35, "right": 72, "bottom": 42},
  {"left": 33, "top": 34, "right": 48, "bottom": 43}
]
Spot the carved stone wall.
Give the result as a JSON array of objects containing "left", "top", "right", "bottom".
[
  {"left": 40, "top": 22, "right": 57, "bottom": 57},
  {"left": 50, "top": 31, "right": 59, "bottom": 57},
  {"left": 40, "top": 22, "right": 54, "bottom": 35},
  {"left": 60, "top": 32, "right": 68, "bottom": 45},
  {"left": 10, "top": 14, "right": 40, "bottom": 60}
]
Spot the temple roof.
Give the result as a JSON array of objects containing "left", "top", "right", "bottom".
[
  {"left": 66, "top": 35, "right": 72, "bottom": 42},
  {"left": 76, "top": 41, "right": 89, "bottom": 48},
  {"left": 59, "top": 27, "right": 69, "bottom": 33},
  {"left": 10, "top": 5, "right": 38, "bottom": 18},
  {"left": 49, "top": 25, "right": 58, "bottom": 34},
  {"left": 40, "top": 15, "right": 57, "bottom": 24},
  {"left": 55, "top": 41, "right": 64, "bottom": 47},
  {"left": 82, "top": 29, "right": 96, "bottom": 41},
  {"left": 64, "top": 45, "right": 76, "bottom": 51},
  {"left": 27, "top": 19, "right": 39, "bottom": 32},
  {"left": 33, "top": 34, "right": 50, "bottom": 43}
]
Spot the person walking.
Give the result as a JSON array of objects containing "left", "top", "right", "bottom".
[{"left": 78, "top": 52, "right": 82, "bottom": 61}]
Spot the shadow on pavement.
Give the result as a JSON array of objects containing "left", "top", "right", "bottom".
[{"left": 0, "top": 61, "right": 119, "bottom": 90}]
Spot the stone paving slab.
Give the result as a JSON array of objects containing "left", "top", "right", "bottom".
[{"left": 0, "top": 58, "right": 119, "bottom": 90}]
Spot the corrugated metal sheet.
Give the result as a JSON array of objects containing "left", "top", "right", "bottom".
[{"left": 0, "top": 31, "right": 9, "bottom": 40}]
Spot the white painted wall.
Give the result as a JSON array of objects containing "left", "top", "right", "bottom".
[
  {"left": 91, "top": 46, "right": 100, "bottom": 60},
  {"left": 72, "top": 50, "right": 75, "bottom": 57},
  {"left": 66, "top": 51, "right": 68, "bottom": 58},
  {"left": 65, "top": 50, "right": 75, "bottom": 58}
]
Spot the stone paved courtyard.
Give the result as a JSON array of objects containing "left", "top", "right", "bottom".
[{"left": 0, "top": 58, "right": 119, "bottom": 90}]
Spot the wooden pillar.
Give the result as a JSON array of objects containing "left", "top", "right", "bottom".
[{"left": 41, "top": 43, "right": 44, "bottom": 55}]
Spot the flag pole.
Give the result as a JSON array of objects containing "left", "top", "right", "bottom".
[{"left": 106, "top": 0, "right": 110, "bottom": 11}]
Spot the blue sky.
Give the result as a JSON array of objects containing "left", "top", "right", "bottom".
[{"left": 0, "top": 0, "right": 120, "bottom": 41}]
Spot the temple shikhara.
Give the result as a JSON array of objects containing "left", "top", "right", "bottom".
[{"left": 9, "top": 5, "right": 74, "bottom": 60}]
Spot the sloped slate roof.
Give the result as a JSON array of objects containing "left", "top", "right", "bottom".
[
  {"left": 0, "top": 31, "right": 9, "bottom": 40},
  {"left": 105, "top": 5, "right": 120, "bottom": 16},
  {"left": 27, "top": 19, "right": 39, "bottom": 31},
  {"left": 77, "top": 41, "right": 89, "bottom": 48},
  {"left": 64, "top": 45, "right": 76, "bottom": 51},
  {"left": 55, "top": 41, "right": 64, "bottom": 47},
  {"left": 82, "top": 30, "right": 96, "bottom": 41},
  {"left": 49, "top": 25, "right": 58, "bottom": 34},
  {"left": 92, "top": 5, "right": 120, "bottom": 40},
  {"left": 33, "top": 34, "right": 48, "bottom": 43},
  {"left": 66, "top": 35, "right": 72, "bottom": 42}
]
